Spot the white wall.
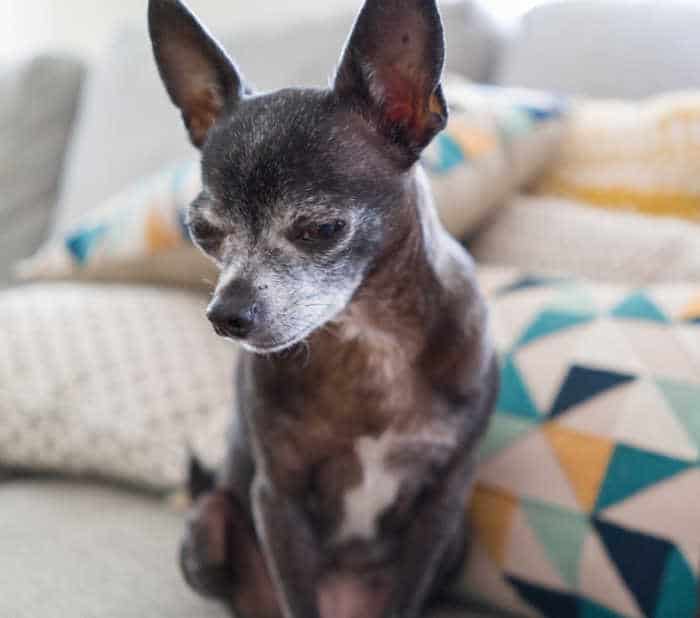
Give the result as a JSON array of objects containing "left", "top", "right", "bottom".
[
  {"left": 0, "top": 0, "right": 545, "bottom": 62},
  {"left": 0, "top": 0, "right": 362, "bottom": 61}
]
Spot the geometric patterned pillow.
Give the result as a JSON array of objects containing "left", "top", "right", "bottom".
[{"left": 459, "top": 267, "right": 700, "bottom": 618}]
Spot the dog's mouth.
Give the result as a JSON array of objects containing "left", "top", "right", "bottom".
[
  {"left": 237, "top": 320, "right": 327, "bottom": 355},
  {"left": 240, "top": 337, "right": 301, "bottom": 354}
]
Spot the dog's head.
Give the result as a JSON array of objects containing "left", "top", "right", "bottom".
[{"left": 149, "top": 0, "right": 447, "bottom": 353}]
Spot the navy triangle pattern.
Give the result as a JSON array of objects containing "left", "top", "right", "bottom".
[
  {"left": 550, "top": 366, "right": 636, "bottom": 417},
  {"left": 496, "top": 274, "right": 567, "bottom": 296},
  {"left": 508, "top": 577, "right": 579, "bottom": 618},
  {"left": 594, "top": 519, "right": 673, "bottom": 618}
]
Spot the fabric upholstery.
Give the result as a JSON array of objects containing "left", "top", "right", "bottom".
[
  {"left": 0, "top": 54, "right": 83, "bottom": 285},
  {"left": 533, "top": 92, "right": 700, "bottom": 222},
  {"left": 470, "top": 195, "right": 700, "bottom": 285},
  {"left": 0, "top": 283, "right": 234, "bottom": 489},
  {"left": 0, "top": 480, "right": 499, "bottom": 618},
  {"left": 498, "top": 0, "right": 700, "bottom": 99},
  {"left": 461, "top": 267, "right": 700, "bottom": 618}
]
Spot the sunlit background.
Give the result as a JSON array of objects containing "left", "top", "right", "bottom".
[{"left": 0, "top": 0, "right": 545, "bottom": 60}]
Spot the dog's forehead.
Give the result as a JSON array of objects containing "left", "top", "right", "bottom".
[{"left": 200, "top": 89, "right": 399, "bottom": 223}]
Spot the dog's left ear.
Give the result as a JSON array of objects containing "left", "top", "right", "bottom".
[
  {"left": 334, "top": 0, "right": 448, "bottom": 158},
  {"left": 148, "top": 0, "right": 248, "bottom": 148}
]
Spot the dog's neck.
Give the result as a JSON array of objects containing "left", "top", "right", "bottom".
[{"left": 327, "top": 166, "right": 447, "bottom": 360}]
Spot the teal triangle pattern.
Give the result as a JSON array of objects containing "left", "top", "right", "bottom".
[
  {"left": 517, "top": 310, "right": 595, "bottom": 347},
  {"left": 546, "top": 283, "right": 599, "bottom": 316},
  {"left": 497, "top": 356, "right": 540, "bottom": 419},
  {"left": 595, "top": 444, "right": 690, "bottom": 511},
  {"left": 579, "top": 599, "right": 627, "bottom": 618},
  {"left": 656, "top": 379, "right": 700, "bottom": 451},
  {"left": 611, "top": 292, "right": 669, "bottom": 324},
  {"left": 550, "top": 366, "right": 635, "bottom": 417},
  {"left": 423, "top": 133, "right": 465, "bottom": 173},
  {"left": 522, "top": 498, "right": 589, "bottom": 588},
  {"left": 654, "top": 549, "right": 698, "bottom": 618},
  {"left": 66, "top": 224, "right": 109, "bottom": 264},
  {"left": 479, "top": 413, "right": 536, "bottom": 460}
]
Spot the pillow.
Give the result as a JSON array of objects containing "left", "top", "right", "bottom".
[
  {"left": 427, "top": 76, "right": 567, "bottom": 237},
  {"left": 15, "top": 160, "right": 218, "bottom": 290},
  {"left": 532, "top": 92, "right": 700, "bottom": 221},
  {"left": 0, "top": 55, "right": 84, "bottom": 285},
  {"left": 470, "top": 195, "right": 700, "bottom": 285},
  {"left": 458, "top": 267, "right": 700, "bottom": 618},
  {"left": 17, "top": 78, "right": 566, "bottom": 287},
  {"left": 0, "top": 283, "right": 235, "bottom": 490}
]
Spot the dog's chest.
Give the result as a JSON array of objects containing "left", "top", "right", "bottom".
[{"left": 328, "top": 424, "right": 457, "bottom": 546}]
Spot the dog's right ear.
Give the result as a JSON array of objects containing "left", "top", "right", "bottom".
[{"left": 148, "top": 0, "right": 247, "bottom": 148}]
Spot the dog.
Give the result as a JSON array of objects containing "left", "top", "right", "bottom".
[{"left": 149, "top": 1, "right": 499, "bottom": 616}]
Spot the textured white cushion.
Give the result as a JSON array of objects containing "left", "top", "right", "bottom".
[
  {"left": 52, "top": 2, "right": 503, "bottom": 233},
  {"left": 0, "top": 284, "right": 235, "bottom": 489},
  {"left": 470, "top": 195, "right": 700, "bottom": 284},
  {"left": 498, "top": 0, "right": 700, "bottom": 99},
  {"left": 0, "top": 55, "right": 83, "bottom": 284}
]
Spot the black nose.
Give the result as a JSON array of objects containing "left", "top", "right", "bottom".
[{"left": 207, "top": 299, "right": 258, "bottom": 340}]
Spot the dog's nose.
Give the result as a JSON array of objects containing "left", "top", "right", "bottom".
[{"left": 207, "top": 299, "right": 258, "bottom": 340}]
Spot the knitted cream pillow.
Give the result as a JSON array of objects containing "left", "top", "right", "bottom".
[
  {"left": 0, "top": 283, "right": 234, "bottom": 490},
  {"left": 533, "top": 92, "right": 700, "bottom": 222}
]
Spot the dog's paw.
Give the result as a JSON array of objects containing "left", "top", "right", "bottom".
[{"left": 179, "top": 491, "right": 236, "bottom": 599}]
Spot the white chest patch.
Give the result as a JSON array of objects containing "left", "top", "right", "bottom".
[{"left": 335, "top": 431, "right": 406, "bottom": 544}]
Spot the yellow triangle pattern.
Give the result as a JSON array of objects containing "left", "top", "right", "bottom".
[
  {"left": 469, "top": 484, "right": 518, "bottom": 567},
  {"left": 543, "top": 423, "right": 614, "bottom": 512},
  {"left": 145, "top": 206, "right": 181, "bottom": 254},
  {"left": 681, "top": 294, "right": 700, "bottom": 321}
]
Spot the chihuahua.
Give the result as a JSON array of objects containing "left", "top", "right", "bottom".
[{"left": 149, "top": 1, "right": 499, "bottom": 617}]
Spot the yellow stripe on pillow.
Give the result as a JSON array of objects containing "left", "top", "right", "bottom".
[
  {"left": 534, "top": 91, "right": 700, "bottom": 221},
  {"left": 536, "top": 180, "right": 700, "bottom": 221}
]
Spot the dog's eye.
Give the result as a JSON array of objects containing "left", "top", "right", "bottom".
[
  {"left": 188, "top": 219, "right": 225, "bottom": 251},
  {"left": 297, "top": 220, "right": 347, "bottom": 244}
]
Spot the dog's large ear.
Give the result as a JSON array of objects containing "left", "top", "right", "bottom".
[
  {"left": 149, "top": 0, "right": 247, "bottom": 148},
  {"left": 334, "top": 0, "right": 448, "bottom": 158}
]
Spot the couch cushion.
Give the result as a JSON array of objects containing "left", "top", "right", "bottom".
[
  {"left": 0, "top": 481, "right": 494, "bottom": 618},
  {"left": 0, "top": 283, "right": 234, "bottom": 490},
  {"left": 463, "top": 267, "right": 700, "bottom": 618},
  {"left": 532, "top": 92, "right": 700, "bottom": 222},
  {"left": 498, "top": 0, "right": 700, "bottom": 98},
  {"left": 0, "top": 481, "right": 230, "bottom": 618},
  {"left": 51, "top": 2, "right": 504, "bottom": 234},
  {"left": 0, "top": 55, "right": 83, "bottom": 285},
  {"left": 470, "top": 195, "right": 700, "bottom": 285}
]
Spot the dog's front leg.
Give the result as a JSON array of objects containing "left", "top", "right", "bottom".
[
  {"left": 252, "top": 480, "right": 322, "bottom": 618},
  {"left": 387, "top": 450, "right": 477, "bottom": 618}
]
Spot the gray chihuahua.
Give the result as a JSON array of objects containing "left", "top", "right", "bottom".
[{"left": 149, "top": 1, "right": 499, "bottom": 617}]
